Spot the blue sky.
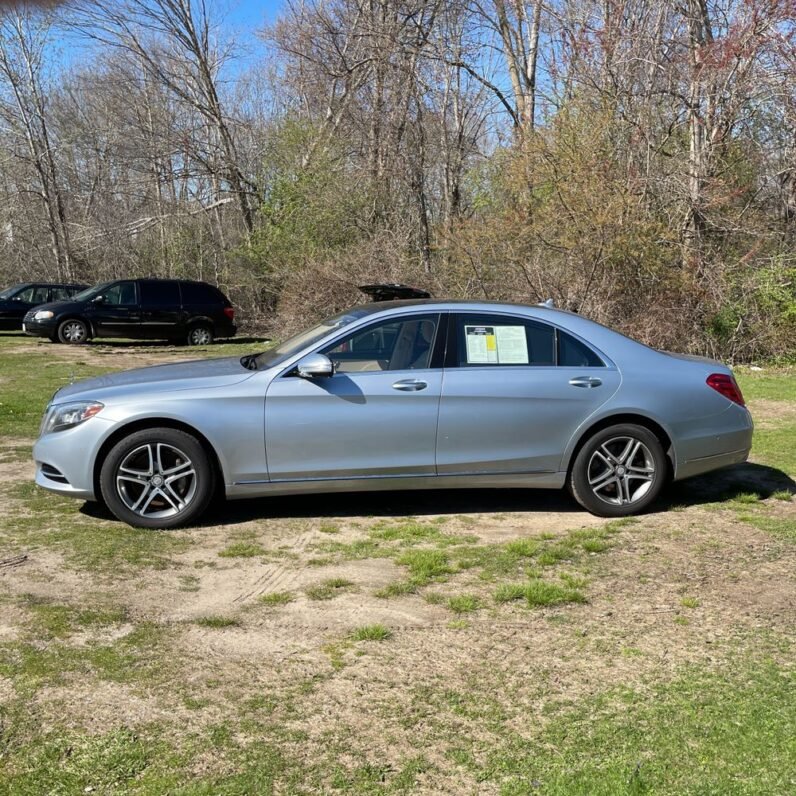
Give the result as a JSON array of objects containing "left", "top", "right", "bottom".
[{"left": 225, "top": 0, "right": 283, "bottom": 31}]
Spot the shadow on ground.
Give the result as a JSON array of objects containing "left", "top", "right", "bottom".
[{"left": 80, "top": 462, "right": 795, "bottom": 527}]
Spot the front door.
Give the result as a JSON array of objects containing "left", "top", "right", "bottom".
[
  {"left": 436, "top": 312, "right": 621, "bottom": 475},
  {"left": 91, "top": 281, "right": 141, "bottom": 338},
  {"left": 265, "top": 313, "right": 444, "bottom": 481}
]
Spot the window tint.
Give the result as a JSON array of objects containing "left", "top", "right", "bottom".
[
  {"left": 180, "top": 281, "right": 219, "bottom": 305},
  {"left": 51, "top": 287, "right": 73, "bottom": 301},
  {"left": 15, "top": 286, "right": 49, "bottom": 304},
  {"left": 104, "top": 281, "right": 137, "bottom": 306},
  {"left": 558, "top": 330, "right": 604, "bottom": 367},
  {"left": 455, "top": 314, "right": 555, "bottom": 366},
  {"left": 323, "top": 314, "right": 439, "bottom": 373},
  {"left": 140, "top": 280, "right": 180, "bottom": 307}
]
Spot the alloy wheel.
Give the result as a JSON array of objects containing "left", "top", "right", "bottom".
[
  {"left": 587, "top": 435, "right": 656, "bottom": 506},
  {"left": 61, "top": 321, "right": 86, "bottom": 343},
  {"left": 115, "top": 442, "right": 197, "bottom": 519}
]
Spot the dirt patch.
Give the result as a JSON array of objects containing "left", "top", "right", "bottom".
[{"left": 748, "top": 398, "right": 796, "bottom": 429}]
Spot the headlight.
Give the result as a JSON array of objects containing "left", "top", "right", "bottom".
[
  {"left": 40, "top": 401, "right": 104, "bottom": 435},
  {"left": 34, "top": 310, "right": 54, "bottom": 320}
]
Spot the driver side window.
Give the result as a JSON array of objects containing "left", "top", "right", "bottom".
[
  {"left": 104, "top": 282, "right": 137, "bottom": 306},
  {"left": 323, "top": 314, "right": 439, "bottom": 373}
]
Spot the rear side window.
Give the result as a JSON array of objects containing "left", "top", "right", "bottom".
[
  {"left": 16, "top": 285, "right": 49, "bottom": 304},
  {"left": 140, "top": 280, "right": 180, "bottom": 307},
  {"left": 454, "top": 314, "right": 555, "bottom": 367},
  {"left": 558, "top": 331, "right": 604, "bottom": 367},
  {"left": 51, "top": 287, "right": 70, "bottom": 300},
  {"left": 180, "top": 281, "right": 221, "bottom": 305}
]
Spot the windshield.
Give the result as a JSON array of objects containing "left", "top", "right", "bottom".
[
  {"left": 71, "top": 282, "right": 113, "bottom": 302},
  {"left": 252, "top": 308, "right": 374, "bottom": 370},
  {"left": 0, "top": 284, "right": 24, "bottom": 299}
]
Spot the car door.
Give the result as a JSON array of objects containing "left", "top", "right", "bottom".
[
  {"left": 91, "top": 281, "right": 141, "bottom": 338},
  {"left": 264, "top": 312, "right": 444, "bottom": 481},
  {"left": 436, "top": 312, "right": 621, "bottom": 475},
  {"left": 139, "top": 280, "right": 182, "bottom": 339}
]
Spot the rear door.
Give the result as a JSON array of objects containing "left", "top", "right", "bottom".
[
  {"left": 92, "top": 281, "right": 141, "bottom": 338},
  {"left": 436, "top": 312, "right": 620, "bottom": 475},
  {"left": 139, "top": 280, "right": 182, "bottom": 339}
]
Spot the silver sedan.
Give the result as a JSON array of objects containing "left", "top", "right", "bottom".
[{"left": 32, "top": 300, "right": 753, "bottom": 528}]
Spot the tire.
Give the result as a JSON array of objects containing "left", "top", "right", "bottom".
[
  {"left": 186, "top": 324, "right": 214, "bottom": 346},
  {"left": 569, "top": 423, "right": 667, "bottom": 517},
  {"left": 99, "top": 427, "right": 215, "bottom": 529},
  {"left": 57, "top": 318, "right": 89, "bottom": 345}
]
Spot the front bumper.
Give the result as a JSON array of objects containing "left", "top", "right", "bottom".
[
  {"left": 32, "top": 417, "right": 116, "bottom": 501},
  {"left": 23, "top": 316, "right": 57, "bottom": 338}
]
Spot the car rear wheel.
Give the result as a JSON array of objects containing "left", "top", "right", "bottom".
[
  {"left": 569, "top": 424, "right": 666, "bottom": 517},
  {"left": 57, "top": 318, "right": 89, "bottom": 345},
  {"left": 187, "top": 324, "right": 213, "bottom": 346},
  {"left": 100, "top": 427, "right": 215, "bottom": 529}
]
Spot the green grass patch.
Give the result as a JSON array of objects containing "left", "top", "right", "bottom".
[
  {"left": 218, "top": 541, "right": 266, "bottom": 558},
  {"left": 305, "top": 578, "right": 354, "bottom": 601},
  {"left": 194, "top": 616, "right": 240, "bottom": 629},
  {"left": 740, "top": 514, "right": 796, "bottom": 541},
  {"left": 259, "top": 591, "right": 295, "bottom": 607},
  {"left": 495, "top": 579, "right": 586, "bottom": 608},
  {"left": 447, "top": 594, "right": 482, "bottom": 614},
  {"left": 350, "top": 624, "right": 392, "bottom": 642}
]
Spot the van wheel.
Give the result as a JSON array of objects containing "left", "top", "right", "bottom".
[
  {"left": 569, "top": 424, "right": 666, "bottom": 517},
  {"left": 100, "top": 427, "right": 215, "bottom": 529},
  {"left": 187, "top": 325, "right": 213, "bottom": 346},
  {"left": 58, "top": 318, "right": 89, "bottom": 345}
]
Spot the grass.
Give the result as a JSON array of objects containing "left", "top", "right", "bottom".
[
  {"left": 0, "top": 337, "right": 794, "bottom": 793},
  {"left": 446, "top": 594, "right": 482, "bottom": 614},
  {"left": 495, "top": 579, "right": 587, "bottom": 607},
  {"left": 305, "top": 578, "right": 355, "bottom": 601},
  {"left": 350, "top": 624, "right": 392, "bottom": 642},
  {"left": 194, "top": 616, "right": 240, "bottom": 629},
  {"left": 259, "top": 591, "right": 295, "bottom": 607},
  {"left": 218, "top": 541, "right": 267, "bottom": 558}
]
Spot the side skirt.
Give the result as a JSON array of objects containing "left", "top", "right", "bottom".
[{"left": 226, "top": 471, "right": 567, "bottom": 499}]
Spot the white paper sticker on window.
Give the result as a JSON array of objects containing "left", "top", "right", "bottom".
[
  {"left": 465, "top": 325, "right": 498, "bottom": 363},
  {"left": 495, "top": 325, "right": 529, "bottom": 364}
]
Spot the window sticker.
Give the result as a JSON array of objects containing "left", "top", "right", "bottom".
[
  {"left": 465, "top": 325, "right": 498, "bottom": 363},
  {"left": 495, "top": 325, "right": 529, "bottom": 363},
  {"left": 464, "top": 324, "right": 529, "bottom": 364}
]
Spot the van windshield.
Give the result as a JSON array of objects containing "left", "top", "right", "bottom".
[
  {"left": 71, "top": 282, "right": 113, "bottom": 302},
  {"left": 251, "top": 308, "right": 374, "bottom": 370}
]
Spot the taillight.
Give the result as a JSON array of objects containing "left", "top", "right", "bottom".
[
  {"left": 223, "top": 306, "right": 234, "bottom": 320},
  {"left": 706, "top": 373, "right": 745, "bottom": 406}
]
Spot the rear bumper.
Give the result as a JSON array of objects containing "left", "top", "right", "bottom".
[
  {"left": 672, "top": 404, "right": 754, "bottom": 481},
  {"left": 216, "top": 323, "right": 237, "bottom": 339}
]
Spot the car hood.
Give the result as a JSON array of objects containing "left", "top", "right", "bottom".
[
  {"left": 53, "top": 356, "right": 255, "bottom": 403},
  {"left": 24, "top": 299, "right": 84, "bottom": 316}
]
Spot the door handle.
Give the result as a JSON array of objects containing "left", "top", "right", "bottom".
[
  {"left": 392, "top": 379, "right": 428, "bottom": 392},
  {"left": 569, "top": 376, "right": 602, "bottom": 388}
]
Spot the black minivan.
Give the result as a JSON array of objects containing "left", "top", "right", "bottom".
[{"left": 23, "top": 278, "right": 236, "bottom": 345}]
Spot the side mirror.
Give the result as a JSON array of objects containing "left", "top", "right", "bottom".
[
  {"left": 92, "top": 294, "right": 105, "bottom": 304},
  {"left": 296, "top": 353, "right": 335, "bottom": 378}
]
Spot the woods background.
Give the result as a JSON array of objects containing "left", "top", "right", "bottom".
[{"left": 0, "top": 0, "right": 794, "bottom": 360}]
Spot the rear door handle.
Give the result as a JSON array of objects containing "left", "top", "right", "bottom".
[
  {"left": 569, "top": 376, "right": 602, "bottom": 388},
  {"left": 392, "top": 379, "right": 428, "bottom": 392}
]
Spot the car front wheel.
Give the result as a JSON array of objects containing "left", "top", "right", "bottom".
[
  {"left": 569, "top": 424, "right": 667, "bottom": 517},
  {"left": 100, "top": 427, "right": 215, "bottom": 529},
  {"left": 58, "top": 318, "right": 89, "bottom": 345}
]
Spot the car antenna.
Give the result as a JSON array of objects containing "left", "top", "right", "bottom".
[{"left": 538, "top": 298, "right": 554, "bottom": 308}]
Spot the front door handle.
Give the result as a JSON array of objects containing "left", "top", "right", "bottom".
[
  {"left": 569, "top": 376, "right": 602, "bottom": 388},
  {"left": 392, "top": 379, "right": 428, "bottom": 392}
]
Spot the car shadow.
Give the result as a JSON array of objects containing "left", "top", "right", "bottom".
[{"left": 79, "top": 462, "right": 795, "bottom": 528}]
